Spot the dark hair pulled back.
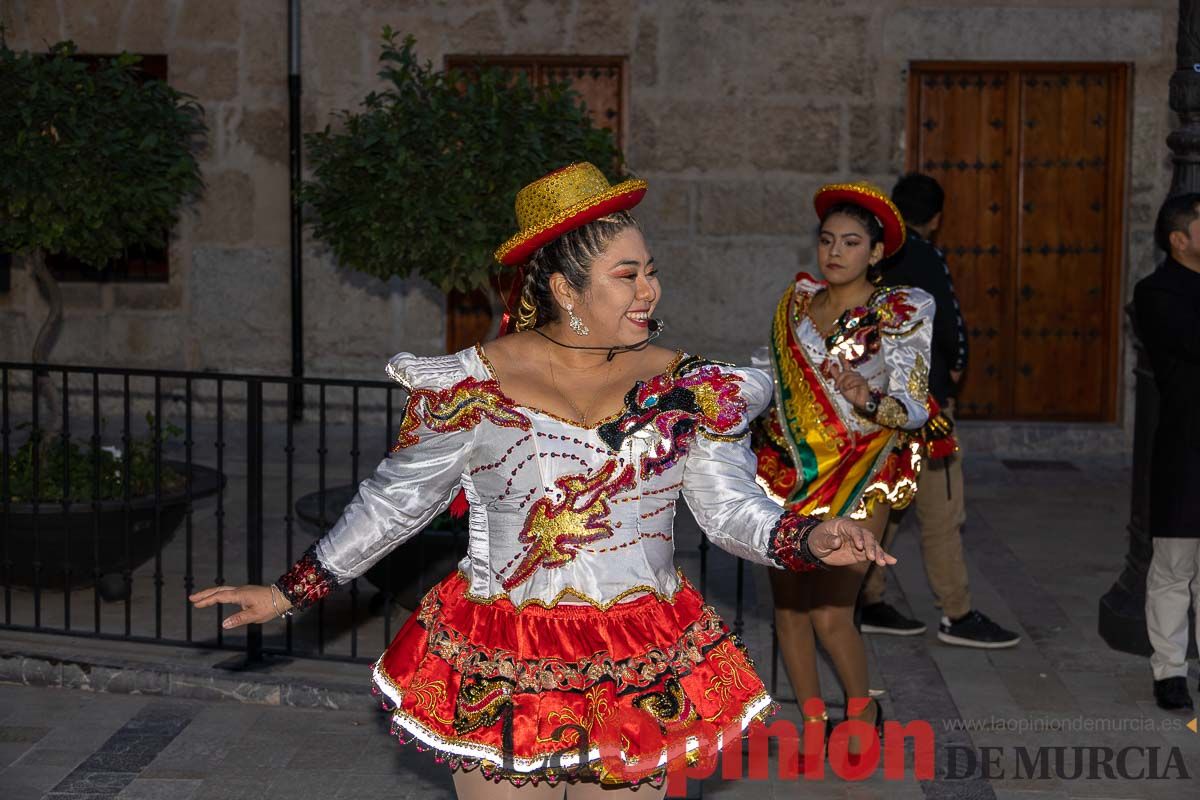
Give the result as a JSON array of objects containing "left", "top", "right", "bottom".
[
  {"left": 820, "top": 201, "right": 886, "bottom": 284},
  {"left": 515, "top": 211, "right": 641, "bottom": 330}
]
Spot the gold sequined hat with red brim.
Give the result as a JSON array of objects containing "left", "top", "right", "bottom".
[
  {"left": 813, "top": 181, "right": 907, "bottom": 257},
  {"left": 494, "top": 162, "right": 648, "bottom": 266}
]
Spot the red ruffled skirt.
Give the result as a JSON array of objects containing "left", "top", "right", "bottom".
[{"left": 372, "top": 571, "right": 774, "bottom": 787}]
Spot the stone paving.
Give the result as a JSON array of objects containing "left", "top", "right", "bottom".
[{"left": 3, "top": 453, "right": 1200, "bottom": 799}]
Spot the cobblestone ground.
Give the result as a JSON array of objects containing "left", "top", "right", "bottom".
[{"left": 3, "top": 454, "right": 1200, "bottom": 800}]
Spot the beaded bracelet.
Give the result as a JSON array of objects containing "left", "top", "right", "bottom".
[
  {"left": 270, "top": 584, "right": 294, "bottom": 619},
  {"left": 769, "top": 512, "right": 829, "bottom": 572},
  {"left": 797, "top": 522, "right": 831, "bottom": 570}
]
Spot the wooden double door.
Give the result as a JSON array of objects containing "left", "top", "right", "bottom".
[{"left": 906, "top": 63, "right": 1128, "bottom": 421}]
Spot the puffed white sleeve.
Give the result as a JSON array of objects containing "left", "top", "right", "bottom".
[
  {"left": 680, "top": 365, "right": 825, "bottom": 572},
  {"left": 876, "top": 287, "right": 935, "bottom": 431},
  {"left": 274, "top": 352, "right": 482, "bottom": 610}
]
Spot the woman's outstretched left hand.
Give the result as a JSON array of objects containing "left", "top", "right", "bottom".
[
  {"left": 189, "top": 585, "right": 287, "bottom": 629},
  {"left": 809, "top": 518, "right": 897, "bottom": 567}
]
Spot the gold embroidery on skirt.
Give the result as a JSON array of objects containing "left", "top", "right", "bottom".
[
  {"left": 632, "top": 677, "right": 699, "bottom": 733},
  {"left": 408, "top": 675, "right": 455, "bottom": 726},
  {"left": 454, "top": 677, "right": 514, "bottom": 734},
  {"left": 421, "top": 603, "right": 727, "bottom": 694},
  {"left": 703, "top": 639, "right": 756, "bottom": 705},
  {"left": 538, "top": 686, "right": 615, "bottom": 747}
]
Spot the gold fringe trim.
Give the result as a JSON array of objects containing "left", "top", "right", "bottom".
[{"left": 375, "top": 661, "right": 775, "bottom": 774}]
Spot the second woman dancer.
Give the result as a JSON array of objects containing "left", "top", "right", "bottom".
[{"left": 753, "top": 182, "right": 935, "bottom": 766}]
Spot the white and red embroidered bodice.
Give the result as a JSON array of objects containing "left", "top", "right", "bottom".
[
  {"left": 277, "top": 345, "right": 822, "bottom": 612},
  {"left": 781, "top": 274, "right": 936, "bottom": 433}
]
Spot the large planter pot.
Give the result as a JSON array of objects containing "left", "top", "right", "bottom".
[
  {"left": 2, "top": 461, "right": 224, "bottom": 598},
  {"left": 295, "top": 485, "right": 468, "bottom": 611}
]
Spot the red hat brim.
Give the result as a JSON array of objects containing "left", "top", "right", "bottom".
[
  {"left": 495, "top": 182, "right": 647, "bottom": 266},
  {"left": 813, "top": 185, "right": 906, "bottom": 257}
]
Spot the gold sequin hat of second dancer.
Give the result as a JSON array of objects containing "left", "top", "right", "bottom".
[
  {"left": 494, "top": 162, "right": 648, "bottom": 266},
  {"left": 813, "top": 181, "right": 907, "bottom": 257}
]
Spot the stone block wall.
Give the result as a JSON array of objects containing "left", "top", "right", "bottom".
[
  {"left": 0, "top": 0, "right": 1179, "bottom": 449},
  {"left": 0, "top": 0, "right": 447, "bottom": 380}
]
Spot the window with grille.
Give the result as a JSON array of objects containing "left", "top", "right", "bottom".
[{"left": 444, "top": 55, "right": 626, "bottom": 149}]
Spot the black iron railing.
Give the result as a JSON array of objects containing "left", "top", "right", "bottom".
[
  {"left": 0, "top": 362, "right": 409, "bottom": 665},
  {"left": 0, "top": 361, "right": 774, "bottom": 687}
]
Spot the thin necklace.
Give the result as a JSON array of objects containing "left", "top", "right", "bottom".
[
  {"left": 545, "top": 346, "right": 617, "bottom": 425},
  {"left": 531, "top": 323, "right": 662, "bottom": 360}
]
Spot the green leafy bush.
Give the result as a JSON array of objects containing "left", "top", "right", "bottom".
[
  {"left": 301, "top": 30, "right": 623, "bottom": 294},
  {"left": 7, "top": 415, "right": 184, "bottom": 503},
  {"left": 0, "top": 39, "right": 205, "bottom": 266}
]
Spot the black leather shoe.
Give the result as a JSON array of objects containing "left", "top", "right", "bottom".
[{"left": 1153, "top": 677, "right": 1194, "bottom": 711}]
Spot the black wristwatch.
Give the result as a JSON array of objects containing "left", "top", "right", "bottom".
[{"left": 862, "top": 390, "right": 882, "bottom": 416}]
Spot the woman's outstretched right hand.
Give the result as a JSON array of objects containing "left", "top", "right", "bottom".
[
  {"left": 189, "top": 585, "right": 289, "bottom": 629},
  {"left": 809, "top": 518, "right": 897, "bottom": 568}
]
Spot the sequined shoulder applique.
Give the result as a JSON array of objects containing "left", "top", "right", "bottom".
[
  {"left": 822, "top": 287, "right": 926, "bottom": 365},
  {"left": 394, "top": 377, "right": 531, "bottom": 450},
  {"left": 872, "top": 286, "right": 929, "bottom": 336},
  {"left": 599, "top": 357, "right": 750, "bottom": 479}
]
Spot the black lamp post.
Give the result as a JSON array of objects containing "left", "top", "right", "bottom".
[
  {"left": 1097, "top": 315, "right": 1157, "bottom": 655},
  {"left": 1098, "top": 1, "right": 1200, "bottom": 656},
  {"left": 288, "top": 0, "right": 304, "bottom": 420}
]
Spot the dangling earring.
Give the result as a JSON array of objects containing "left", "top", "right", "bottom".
[{"left": 566, "top": 304, "right": 590, "bottom": 336}]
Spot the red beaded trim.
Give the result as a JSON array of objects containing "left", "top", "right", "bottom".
[
  {"left": 469, "top": 433, "right": 534, "bottom": 475},
  {"left": 274, "top": 545, "right": 336, "bottom": 610},
  {"left": 768, "top": 512, "right": 824, "bottom": 573}
]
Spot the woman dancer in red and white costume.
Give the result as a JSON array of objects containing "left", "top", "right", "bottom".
[{"left": 191, "top": 164, "right": 896, "bottom": 799}]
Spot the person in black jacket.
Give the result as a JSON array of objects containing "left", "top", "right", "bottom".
[
  {"left": 858, "top": 173, "right": 1020, "bottom": 648},
  {"left": 1135, "top": 192, "right": 1200, "bottom": 712}
]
